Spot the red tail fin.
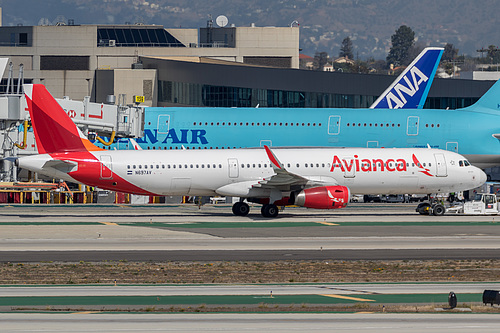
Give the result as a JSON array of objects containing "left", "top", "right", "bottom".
[{"left": 24, "top": 84, "right": 103, "bottom": 154}]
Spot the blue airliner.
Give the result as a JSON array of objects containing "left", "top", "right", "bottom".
[
  {"left": 126, "top": 77, "right": 500, "bottom": 170},
  {"left": 110, "top": 47, "right": 444, "bottom": 149}
]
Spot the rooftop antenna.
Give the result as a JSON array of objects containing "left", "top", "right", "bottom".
[{"left": 216, "top": 15, "right": 228, "bottom": 28}]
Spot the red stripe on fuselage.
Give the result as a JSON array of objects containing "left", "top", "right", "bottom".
[{"left": 49, "top": 151, "right": 157, "bottom": 196}]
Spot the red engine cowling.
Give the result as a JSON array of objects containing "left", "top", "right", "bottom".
[{"left": 294, "top": 186, "right": 350, "bottom": 209}]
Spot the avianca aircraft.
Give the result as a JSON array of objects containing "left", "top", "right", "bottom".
[{"left": 18, "top": 84, "right": 485, "bottom": 217}]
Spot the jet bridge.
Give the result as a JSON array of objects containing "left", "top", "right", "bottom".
[{"left": 0, "top": 63, "right": 144, "bottom": 182}]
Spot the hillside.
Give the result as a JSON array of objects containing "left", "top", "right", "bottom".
[{"left": 1, "top": 0, "right": 499, "bottom": 59}]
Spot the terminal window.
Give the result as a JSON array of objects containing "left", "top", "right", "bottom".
[{"left": 40, "top": 56, "right": 90, "bottom": 71}]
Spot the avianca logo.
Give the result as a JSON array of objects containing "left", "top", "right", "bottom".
[
  {"left": 330, "top": 155, "right": 407, "bottom": 173},
  {"left": 327, "top": 189, "right": 344, "bottom": 203},
  {"left": 329, "top": 154, "right": 434, "bottom": 177},
  {"left": 412, "top": 154, "right": 434, "bottom": 177},
  {"left": 385, "top": 66, "right": 428, "bottom": 109}
]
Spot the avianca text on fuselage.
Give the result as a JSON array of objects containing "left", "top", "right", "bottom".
[
  {"left": 330, "top": 155, "right": 407, "bottom": 173},
  {"left": 385, "top": 66, "right": 428, "bottom": 109}
]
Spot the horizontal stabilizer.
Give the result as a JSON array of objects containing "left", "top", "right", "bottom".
[{"left": 42, "top": 159, "right": 78, "bottom": 173}]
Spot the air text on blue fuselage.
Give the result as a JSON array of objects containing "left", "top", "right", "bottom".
[{"left": 137, "top": 129, "right": 208, "bottom": 145}]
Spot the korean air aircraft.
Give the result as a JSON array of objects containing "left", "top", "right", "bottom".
[
  {"left": 129, "top": 76, "right": 500, "bottom": 170},
  {"left": 17, "top": 84, "right": 485, "bottom": 217},
  {"left": 109, "top": 48, "right": 444, "bottom": 148}
]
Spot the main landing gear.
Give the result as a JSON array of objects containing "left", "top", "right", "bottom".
[
  {"left": 261, "top": 204, "right": 279, "bottom": 218},
  {"left": 231, "top": 201, "right": 280, "bottom": 218},
  {"left": 232, "top": 201, "right": 250, "bottom": 216}
]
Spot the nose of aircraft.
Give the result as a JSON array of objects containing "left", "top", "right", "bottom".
[{"left": 477, "top": 167, "right": 487, "bottom": 186}]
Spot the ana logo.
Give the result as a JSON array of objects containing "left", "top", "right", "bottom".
[
  {"left": 385, "top": 66, "right": 429, "bottom": 109},
  {"left": 330, "top": 155, "right": 407, "bottom": 173},
  {"left": 412, "top": 154, "right": 434, "bottom": 177}
]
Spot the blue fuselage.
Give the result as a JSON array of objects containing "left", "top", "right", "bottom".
[{"left": 124, "top": 106, "right": 500, "bottom": 168}]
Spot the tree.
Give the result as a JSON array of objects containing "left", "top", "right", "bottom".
[
  {"left": 487, "top": 45, "right": 500, "bottom": 63},
  {"left": 313, "top": 51, "right": 329, "bottom": 71},
  {"left": 442, "top": 43, "right": 458, "bottom": 62},
  {"left": 339, "top": 37, "right": 353, "bottom": 59},
  {"left": 386, "top": 25, "right": 415, "bottom": 67}
]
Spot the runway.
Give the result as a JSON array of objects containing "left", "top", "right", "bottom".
[
  {"left": 1, "top": 313, "right": 499, "bottom": 333},
  {"left": 1, "top": 203, "right": 500, "bottom": 261}
]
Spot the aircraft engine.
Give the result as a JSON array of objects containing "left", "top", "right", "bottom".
[{"left": 294, "top": 185, "right": 350, "bottom": 209}]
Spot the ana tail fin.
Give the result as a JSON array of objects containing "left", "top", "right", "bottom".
[
  {"left": 370, "top": 47, "right": 443, "bottom": 109},
  {"left": 464, "top": 79, "right": 500, "bottom": 111},
  {"left": 24, "top": 84, "right": 103, "bottom": 154}
]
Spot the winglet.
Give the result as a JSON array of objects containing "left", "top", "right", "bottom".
[
  {"left": 24, "top": 84, "right": 104, "bottom": 154},
  {"left": 264, "top": 145, "right": 285, "bottom": 171},
  {"left": 370, "top": 47, "right": 444, "bottom": 109}
]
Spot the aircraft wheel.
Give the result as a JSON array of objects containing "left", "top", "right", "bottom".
[
  {"left": 416, "top": 202, "right": 431, "bottom": 215},
  {"left": 232, "top": 202, "right": 250, "bottom": 216},
  {"left": 432, "top": 204, "right": 446, "bottom": 216},
  {"left": 261, "top": 204, "right": 279, "bottom": 218}
]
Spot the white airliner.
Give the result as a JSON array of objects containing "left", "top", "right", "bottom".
[{"left": 17, "top": 84, "right": 486, "bottom": 217}]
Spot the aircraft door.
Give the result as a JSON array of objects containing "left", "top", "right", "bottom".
[
  {"left": 446, "top": 142, "right": 458, "bottom": 153},
  {"left": 407, "top": 116, "right": 419, "bottom": 135},
  {"left": 228, "top": 158, "right": 239, "bottom": 178},
  {"left": 99, "top": 155, "right": 113, "bottom": 179},
  {"left": 343, "top": 156, "right": 356, "bottom": 178},
  {"left": 328, "top": 115, "right": 341, "bottom": 135},
  {"left": 260, "top": 140, "right": 272, "bottom": 147},
  {"left": 434, "top": 153, "right": 447, "bottom": 177},
  {"left": 158, "top": 115, "right": 171, "bottom": 134}
]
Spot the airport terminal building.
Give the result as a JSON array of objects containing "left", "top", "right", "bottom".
[{"left": 0, "top": 22, "right": 495, "bottom": 109}]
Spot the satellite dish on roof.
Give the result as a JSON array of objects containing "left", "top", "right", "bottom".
[{"left": 216, "top": 15, "right": 228, "bottom": 27}]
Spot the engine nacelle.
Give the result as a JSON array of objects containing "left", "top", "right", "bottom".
[{"left": 294, "top": 185, "right": 350, "bottom": 209}]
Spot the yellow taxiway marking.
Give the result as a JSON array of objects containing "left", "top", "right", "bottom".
[
  {"left": 118, "top": 205, "right": 131, "bottom": 208},
  {"left": 317, "top": 221, "right": 339, "bottom": 226},
  {"left": 321, "top": 294, "right": 375, "bottom": 302},
  {"left": 100, "top": 222, "right": 118, "bottom": 226},
  {"left": 71, "top": 311, "right": 100, "bottom": 314}
]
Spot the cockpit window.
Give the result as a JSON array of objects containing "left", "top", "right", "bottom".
[
  {"left": 464, "top": 160, "right": 470, "bottom": 166},
  {"left": 459, "top": 160, "right": 463, "bottom": 167}
]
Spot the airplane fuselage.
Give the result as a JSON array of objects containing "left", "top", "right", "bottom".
[{"left": 19, "top": 147, "right": 485, "bottom": 197}]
